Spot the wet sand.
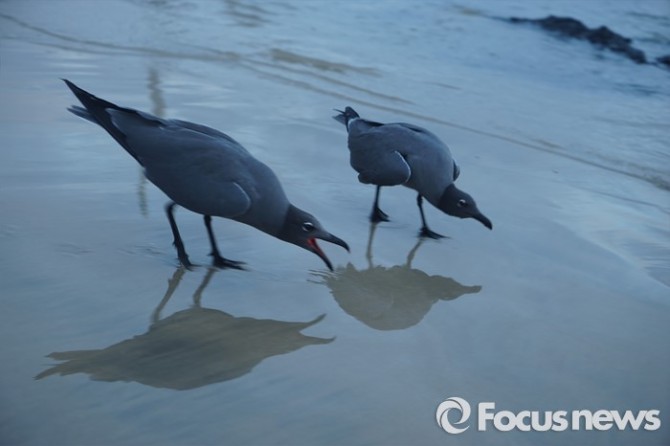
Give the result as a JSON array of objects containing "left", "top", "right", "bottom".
[{"left": 1, "top": 2, "right": 669, "bottom": 445}]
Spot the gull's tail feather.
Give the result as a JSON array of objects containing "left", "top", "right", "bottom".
[
  {"left": 332, "top": 106, "right": 360, "bottom": 127},
  {"left": 63, "top": 79, "right": 143, "bottom": 164},
  {"left": 67, "top": 105, "right": 95, "bottom": 123}
]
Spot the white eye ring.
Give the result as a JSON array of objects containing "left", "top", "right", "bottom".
[
  {"left": 302, "top": 222, "right": 315, "bottom": 232},
  {"left": 457, "top": 199, "right": 467, "bottom": 208}
]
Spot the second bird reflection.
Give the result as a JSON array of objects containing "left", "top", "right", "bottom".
[
  {"left": 314, "top": 224, "right": 482, "bottom": 330},
  {"left": 36, "top": 268, "right": 332, "bottom": 390}
]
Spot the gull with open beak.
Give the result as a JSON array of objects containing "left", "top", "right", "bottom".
[{"left": 64, "top": 79, "right": 349, "bottom": 270}]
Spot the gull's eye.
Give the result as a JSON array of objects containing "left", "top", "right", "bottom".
[
  {"left": 302, "top": 222, "right": 315, "bottom": 232},
  {"left": 457, "top": 199, "right": 467, "bottom": 208}
]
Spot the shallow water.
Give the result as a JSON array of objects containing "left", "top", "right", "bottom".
[{"left": 1, "top": 1, "right": 669, "bottom": 445}]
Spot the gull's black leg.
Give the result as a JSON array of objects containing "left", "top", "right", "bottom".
[
  {"left": 204, "top": 215, "right": 245, "bottom": 270},
  {"left": 417, "top": 194, "right": 444, "bottom": 239},
  {"left": 370, "top": 186, "right": 390, "bottom": 223},
  {"left": 165, "top": 202, "right": 195, "bottom": 268}
]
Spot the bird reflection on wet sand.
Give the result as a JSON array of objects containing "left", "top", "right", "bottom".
[
  {"left": 35, "top": 268, "right": 333, "bottom": 390},
  {"left": 314, "top": 224, "right": 482, "bottom": 330}
]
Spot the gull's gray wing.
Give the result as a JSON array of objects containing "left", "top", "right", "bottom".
[
  {"left": 452, "top": 160, "right": 460, "bottom": 181},
  {"left": 346, "top": 121, "right": 413, "bottom": 186},
  {"left": 108, "top": 109, "right": 254, "bottom": 218},
  {"left": 351, "top": 149, "right": 411, "bottom": 186}
]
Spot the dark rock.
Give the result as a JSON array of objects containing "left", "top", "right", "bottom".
[
  {"left": 587, "top": 26, "right": 646, "bottom": 63},
  {"left": 656, "top": 55, "right": 670, "bottom": 68},
  {"left": 510, "top": 16, "right": 589, "bottom": 38},
  {"left": 509, "top": 15, "right": 647, "bottom": 64}
]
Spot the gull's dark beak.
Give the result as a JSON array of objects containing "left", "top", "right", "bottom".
[
  {"left": 308, "top": 233, "right": 350, "bottom": 271},
  {"left": 473, "top": 212, "right": 493, "bottom": 230}
]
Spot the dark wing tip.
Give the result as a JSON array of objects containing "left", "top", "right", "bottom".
[{"left": 62, "top": 78, "right": 79, "bottom": 93}]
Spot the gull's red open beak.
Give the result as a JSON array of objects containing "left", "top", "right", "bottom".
[{"left": 308, "top": 234, "right": 349, "bottom": 271}]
